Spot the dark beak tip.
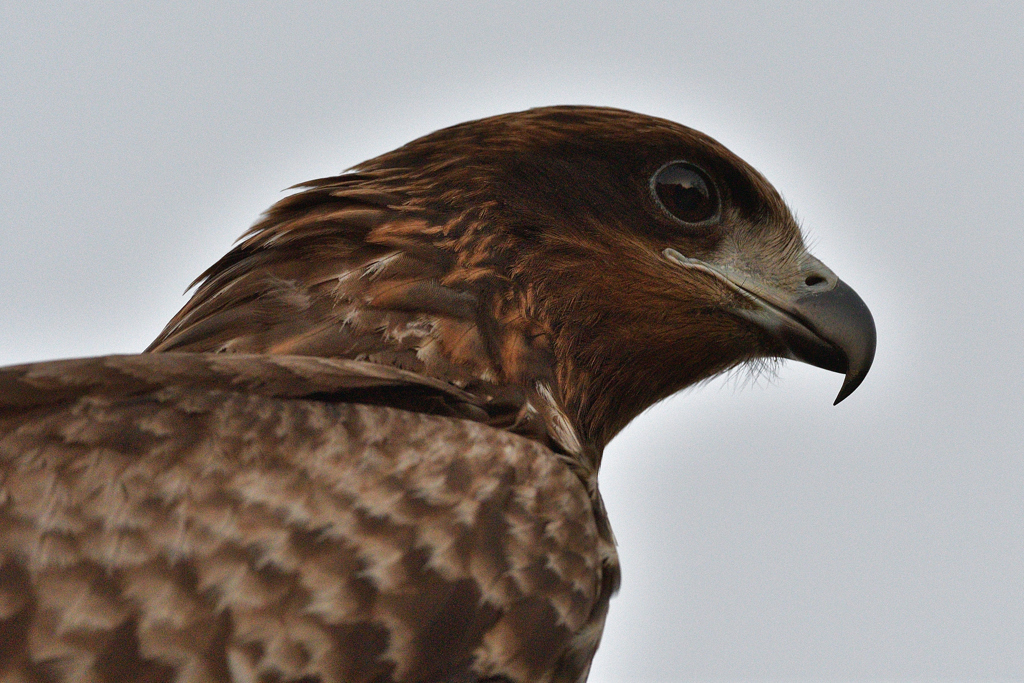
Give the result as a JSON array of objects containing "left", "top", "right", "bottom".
[
  {"left": 834, "top": 374, "right": 862, "bottom": 405},
  {"left": 833, "top": 343, "right": 875, "bottom": 405},
  {"left": 831, "top": 284, "right": 877, "bottom": 405},
  {"left": 784, "top": 278, "right": 876, "bottom": 406}
]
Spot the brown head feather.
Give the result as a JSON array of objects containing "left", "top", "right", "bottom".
[{"left": 149, "top": 106, "right": 806, "bottom": 463}]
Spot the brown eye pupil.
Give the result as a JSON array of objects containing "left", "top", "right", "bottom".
[{"left": 652, "top": 162, "right": 719, "bottom": 224}]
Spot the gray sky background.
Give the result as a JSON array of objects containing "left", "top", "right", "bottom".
[{"left": 1, "top": 2, "right": 1021, "bottom": 681}]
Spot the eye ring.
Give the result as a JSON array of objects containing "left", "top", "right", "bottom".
[{"left": 650, "top": 161, "right": 721, "bottom": 227}]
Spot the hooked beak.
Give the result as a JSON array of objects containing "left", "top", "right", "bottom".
[{"left": 664, "top": 248, "right": 876, "bottom": 404}]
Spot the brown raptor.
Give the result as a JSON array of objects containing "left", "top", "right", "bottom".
[{"left": 0, "top": 106, "right": 875, "bottom": 683}]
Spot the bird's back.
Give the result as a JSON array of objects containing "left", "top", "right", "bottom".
[{"left": 0, "top": 354, "right": 616, "bottom": 683}]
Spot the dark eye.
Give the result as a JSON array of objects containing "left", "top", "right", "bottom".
[{"left": 651, "top": 161, "right": 720, "bottom": 225}]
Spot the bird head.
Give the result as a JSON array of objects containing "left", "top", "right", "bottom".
[{"left": 150, "top": 106, "right": 875, "bottom": 456}]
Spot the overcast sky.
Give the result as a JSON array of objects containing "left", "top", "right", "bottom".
[{"left": 1, "top": 2, "right": 1022, "bottom": 681}]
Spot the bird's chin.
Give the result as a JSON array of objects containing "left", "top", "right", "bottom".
[{"left": 662, "top": 248, "right": 876, "bottom": 404}]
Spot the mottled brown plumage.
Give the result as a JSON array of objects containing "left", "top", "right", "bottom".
[{"left": 0, "top": 106, "right": 874, "bottom": 682}]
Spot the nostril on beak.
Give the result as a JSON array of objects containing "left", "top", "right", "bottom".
[{"left": 804, "top": 274, "right": 828, "bottom": 287}]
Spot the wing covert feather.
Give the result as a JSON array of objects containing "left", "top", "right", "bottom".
[{"left": 0, "top": 368, "right": 611, "bottom": 683}]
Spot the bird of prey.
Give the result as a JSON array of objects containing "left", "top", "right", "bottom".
[{"left": 0, "top": 106, "right": 875, "bottom": 683}]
